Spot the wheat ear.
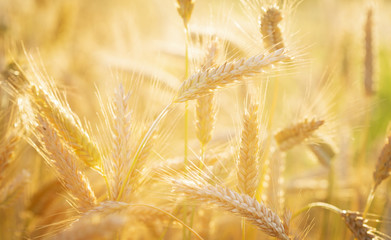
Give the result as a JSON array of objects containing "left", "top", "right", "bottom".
[
  {"left": 173, "top": 179, "right": 290, "bottom": 240},
  {"left": 196, "top": 39, "right": 219, "bottom": 148},
  {"left": 372, "top": 135, "right": 391, "bottom": 190},
  {"left": 0, "top": 134, "right": 19, "bottom": 182},
  {"left": 31, "top": 86, "right": 102, "bottom": 170},
  {"left": 308, "top": 139, "right": 335, "bottom": 168},
  {"left": 362, "top": 130, "right": 391, "bottom": 216},
  {"left": 176, "top": 0, "right": 195, "bottom": 27},
  {"left": 298, "top": 202, "right": 381, "bottom": 240},
  {"left": 0, "top": 170, "right": 30, "bottom": 208},
  {"left": 175, "top": 48, "right": 289, "bottom": 102},
  {"left": 237, "top": 97, "right": 260, "bottom": 197},
  {"left": 274, "top": 118, "right": 324, "bottom": 151},
  {"left": 260, "top": 6, "right": 285, "bottom": 52},
  {"left": 37, "top": 116, "right": 97, "bottom": 211},
  {"left": 364, "top": 6, "right": 375, "bottom": 96},
  {"left": 4, "top": 64, "right": 102, "bottom": 170},
  {"left": 341, "top": 211, "right": 379, "bottom": 240},
  {"left": 2, "top": 62, "right": 30, "bottom": 92},
  {"left": 110, "top": 84, "right": 132, "bottom": 200}
]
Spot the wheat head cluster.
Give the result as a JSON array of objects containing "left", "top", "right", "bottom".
[{"left": 0, "top": 0, "right": 391, "bottom": 239}]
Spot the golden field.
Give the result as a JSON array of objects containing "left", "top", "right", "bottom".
[{"left": 0, "top": 0, "right": 391, "bottom": 239}]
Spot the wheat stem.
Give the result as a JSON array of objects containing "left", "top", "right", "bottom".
[{"left": 363, "top": 186, "right": 375, "bottom": 218}]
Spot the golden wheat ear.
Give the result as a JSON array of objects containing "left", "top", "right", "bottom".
[
  {"left": 260, "top": 6, "right": 285, "bottom": 52},
  {"left": 31, "top": 86, "right": 102, "bottom": 171},
  {"left": 176, "top": 0, "right": 195, "bottom": 27},
  {"left": 341, "top": 211, "right": 379, "bottom": 240},
  {"left": 37, "top": 116, "right": 97, "bottom": 212},
  {"left": 0, "top": 134, "right": 19, "bottom": 182},
  {"left": 307, "top": 137, "right": 336, "bottom": 168},
  {"left": 1, "top": 62, "right": 30, "bottom": 93},
  {"left": 196, "top": 39, "right": 219, "bottom": 149},
  {"left": 0, "top": 170, "right": 30, "bottom": 208},
  {"left": 373, "top": 135, "right": 391, "bottom": 190},
  {"left": 237, "top": 96, "right": 260, "bottom": 197},
  {"left": 274, "top": 118, "right": 324, "bottom": 151},
  {"left": 175, "top": 48, "right": 289, "bottom": 102},
  {"left": 172, "top": 179, "right": 291, "bottom": 240},
  {"left": 298, "top": 202, "right": 383, "bottom": 240},
  {"left": 109, "top": 84, "right": 133, "bottom": 200},
  {"left": 3, "top": 61, "right": 103, "bottom": 171}
]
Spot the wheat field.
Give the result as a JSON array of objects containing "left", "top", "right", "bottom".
[{"left": 0, "top": 0, "right": 391, "bottom": 239}]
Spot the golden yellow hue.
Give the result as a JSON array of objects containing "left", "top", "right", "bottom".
[{"left": 0, "top": 0, "right": 391, "bottom": 239}]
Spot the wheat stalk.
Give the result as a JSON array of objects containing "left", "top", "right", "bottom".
[
  {"left": 237, "top": 97, "right": 260, "bottom": 197},
  {"left": 275, "top": 118, "right": 324, "bottom": 151},
  {"left": 175, "top": 48, "right": 289, "bottom": 102},
  {"left": 173, "top": 179, "right": 290, "bottom": 240},
  {"left": 37, "top": 116, "right": 97, "bottom": 211},
  {"left": 364, "top": 6, "right": 375, "bottom": 96},
  {"left": 260, "top": 6, "right": 285, "bottom": 52}
]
